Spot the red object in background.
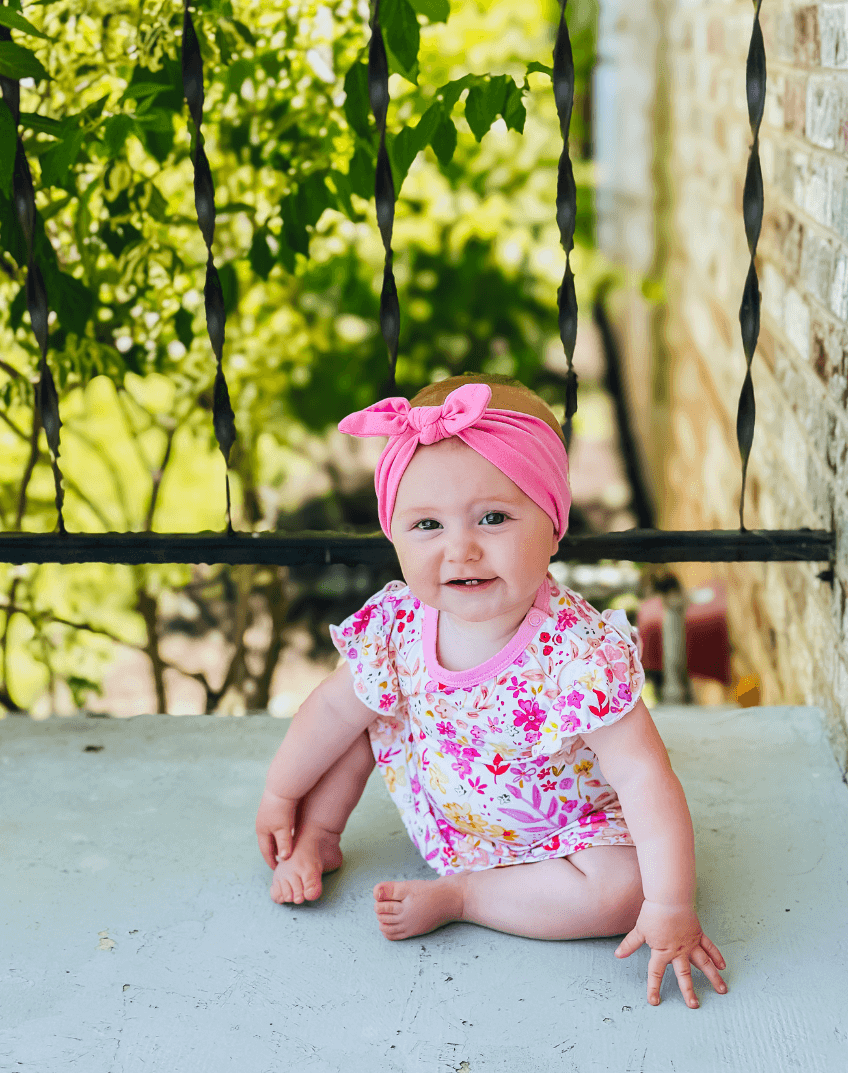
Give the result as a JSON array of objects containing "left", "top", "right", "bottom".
[{"left": 636, "top": 582, "right": 731, "bottom": 685}]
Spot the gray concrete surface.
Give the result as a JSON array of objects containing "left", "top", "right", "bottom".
[{"left": 1, "top": 705, "right": 847, "bottom": 1073}]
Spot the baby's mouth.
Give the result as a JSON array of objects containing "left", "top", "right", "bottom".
[{"left": 446, "top": 577, "right": 495, "bottom": 586}]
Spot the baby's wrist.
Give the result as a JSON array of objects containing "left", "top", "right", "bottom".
[{"left": 262, "top": 784, "right": 299, "bottom": 804}]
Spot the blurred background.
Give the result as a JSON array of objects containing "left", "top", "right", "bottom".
[{"left": 1, "top": 0, "right": 846, "bottom": 750}]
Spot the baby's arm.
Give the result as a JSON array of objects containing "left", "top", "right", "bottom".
[
  {"left": 255, "top": 661, "right": 378, "bottom": 869},
  {"left": 588, "top": 699, "right": 727, "bottom": 1008}
]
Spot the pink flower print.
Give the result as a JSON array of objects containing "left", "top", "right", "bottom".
[
  {"left": 566, "top": 689, "right": 584, "bottom": 707},
  {"left": 486, "top": 715, "right": 504, "bottom": 733},
  {"left": 411, "top": 774, "right": 421, "bottom": 795},
  {"left": 557, "top": 609, "right": 578, "bottom": 631},
  {"left": 441, "top": 738, "right": 462, "bottom": 757},
  {"left": 507, "top": 676, "right": 527, "bottom": 697},
  {"left": 561, "top": 798, "right": 578, "bottom": 812},
  {"left": 356, "top": 663, "right": 363, "bottom": 674},
  {"left": 561, "top": 713, "right": 582, "bottom": 735},
  {"left": 579, "top": 810, "right": 607, "bottom": 829},
  {"left": 508, "top": 761, "right": 533, "bottom": 783},
  {"left": 451, "top": 756, "right": 472, "bottom": 778},
  {"left": 347, "top": 647, "right": 357, "bottom": 659},
  {"left": 469, "top": 724, "right": 485, "bottom": 744},
  {"left": 541, "top": 834, "right": 561, "bottom": 853},
  {"left": 512, "top": 697, "right": 545, "bottom": 733},
  {"left": 436, "top": 721, "right": 456, "bottom": 738},
  {"left": 379, "top": 692, "right": 396, "bottom": 711},
  {"left": 467, "top": 775, "right": 488, "bottom": 795},
  {"left": 413, "top": 598, "right": 421, "bottom": 609},
  {"left": 352, "top": 604, "right": 375, "bottom": 633},
  {"left": 572, "top": 841, "right": 589, "bottom": 852},
  {"left": 513, "top": 652, "right": 528, "bottom": 667},
  {"left": 559, "top": 777, "right": 574, "bottom": 790},
  {"left": 617, "top": 682, "right": 632, "bottom": 704},
  {"left": 542, "top": 779, "right": 557, "bottom": 792}
]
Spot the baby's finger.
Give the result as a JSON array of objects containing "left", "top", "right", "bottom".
[
  {"left": 671, "top": 956, "right": 699, "bottom": 1009},
  {"left": 258, "top": 832, "right": 278, "bottom": 870},
  {"left": 691, "top": 947, "right": 728, "bottom": 995},
  {"left": 646, "top": 952, "right": 669, "bottom": 1006},
  {"left": 273, "top": 824, "right": 297, "bottom": 861},
  {"left": 614, "top": 927, "right": 644, "bottom": 959},
  {"left": 700, "top": 932, "right": 726, "bottom": 971}
]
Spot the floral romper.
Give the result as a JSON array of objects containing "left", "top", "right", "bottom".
[{"left": 329, "top": 573, "right": 645, "bottom": 877}]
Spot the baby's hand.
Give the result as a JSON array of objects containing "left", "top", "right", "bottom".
[
  {"left": 615, "top": 901, "right": 727, "bottom": 1008},
  {"left": 255, "top": 787, "right": 300, "bottom": 869}
]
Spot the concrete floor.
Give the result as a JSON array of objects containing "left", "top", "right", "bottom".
[{"left": 1, "top": 705, "right": 847, "bottom": 1073}]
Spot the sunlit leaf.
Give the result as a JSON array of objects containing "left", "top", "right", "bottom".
[
  {"left": 0, "top": 8, "right": 53, "bottom": 42},
  {"left": 343, "top": 62, "right": 370, "bottom": 139},
  {"left": 0, "top": 101, "right": 15, "bottom": 199},
  {"left": 408, "top": 0, "right": 449, "bottom": 23},
  {"left": 381, "top": 0, "right": 420, "bottom": 83},
  {"left": 0, "top": 41, "right": 50, "bottom": 81}
]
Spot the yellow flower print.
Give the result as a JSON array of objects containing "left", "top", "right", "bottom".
[
  {"left": 539, "top": 718, "right": 560, "bottom": 748},
  {"left": 573, "top": 759, "right": 593, "bottom": 776},
  {"left": 442, "top": 803, "right": 489, "bottom": 835},
  {"left": 384, "top": 765, "right": 407, "bottom": 793},
  {"left": 575, "top": 666, "right": 602, "bottom": 692},
  {"left": 428, "top": 762, "right": 449, "bottom": 794}
]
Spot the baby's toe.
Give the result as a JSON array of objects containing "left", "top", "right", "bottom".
[
  {"left": 374, "top": 881, "right": 400, "bottom": 902},
  {"left": 271, "top": 877, "right": 291, "bottom": 904},
  {"left": 303, "top": 870, "right": 322, "bottom": 900},
  {"left": 375, "top": 898, "right": 402, "bottom": 917}
]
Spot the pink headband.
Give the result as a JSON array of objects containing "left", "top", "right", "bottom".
[{"left": 338, "top": 383, "right": 571, "bottom": 540}]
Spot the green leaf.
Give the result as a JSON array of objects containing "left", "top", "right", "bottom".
[
  {"left": 229, "top": 19, "right": 256, "bottom": 47},
  {"left": 0, "top": 101, "right": 15, "bottom": 199},
  {"left": 347, "top": 143, "right": 374, "bottom": 200},
  {"left": 408, "top": 0, "right": 449, "bottom": 23},
  {"left": 502, "top": 79, "right": 526, "bottom": 134},
  {"left": 431, "top": 114, "right": 456, "bottom": 165},
  {"left": 381, "top": 0, "right": 420, "bottom": 83},
  {"left": 100, "top": 221, "right": 142, "bottom": 258},
  {"left": 0, "top": 8, "right": 53, "bottom": 42},
  {"left": 389, "top": 100, "right": 443, "bottom": 191},
  {"left": 327, "top": 170, "right": 356, "bottom": 221},
  {"left": 526, "top": 61, "right": 553, "bottom": 79},
  {"left": 465, "top": 76, "right": 524, "bottom": 141},
  {"left": 217, "top": 261, "right": 238, "bottom": 316},
  {"left": 0, "top": 41, "right": 50, "bottom": 81},
  {"left": 343, "top": 62, "right": 370, "bottom": 139},
  {"left": 249, "top": 228, "right": 275, "bottom": 280},
  {"left": 436, "top": 74, "right": 475, "bottom": 114},
  {"left": 296, "top": 172, "right": 332, "bottom": 230},
  {"left": 39, "top": 128, "right": 86, "bottom": 187},
  {"left": 215, "top": 26, "right": 233, "bottom": 65},
  {"left": 18, "top": 111, "right": 62, "bottom": 137},
  {"left": 174, "top": 307, "right": 194, "bottom": 350},
  {"left": 47, "top": 268, "right": 94, "bottom": 337},
  {"left": 102, "top": 114, "right": 136, "bottom": 159}
]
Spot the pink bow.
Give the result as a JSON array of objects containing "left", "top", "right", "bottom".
[{"left": 338, "top": 384, "right": 492, "bottom": 445}]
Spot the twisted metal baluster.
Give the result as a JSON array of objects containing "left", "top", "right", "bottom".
[
  {"left": 181, "top": 0, "right": 238, "bottom": 533},
  {"left": 368, "top": 0, "right": 400, "bottom": 396},
  {"left": 1, "top": 27, "right": 66, "bottom": 534},
  {"left": 553, "top": 0, "right": 579, "bottom": 449},
  {"left": 737, "top": 0, "right": 766, "bottom": 531}
]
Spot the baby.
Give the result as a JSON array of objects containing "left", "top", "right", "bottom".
[{"left": 255, "top": 373, "right": 727, "bottom": 1009}]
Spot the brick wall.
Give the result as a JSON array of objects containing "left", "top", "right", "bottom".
[{"left": 596, "top": 0, "right": 848, "bottom": 769}]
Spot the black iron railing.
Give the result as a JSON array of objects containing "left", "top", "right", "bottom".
[{"left": 0, "top": 0, "right": 836, "bottom": 574}]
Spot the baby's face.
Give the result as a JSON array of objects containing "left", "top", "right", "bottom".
[{"left": 390, "top": 439, "right": 559, "bottom": 625}]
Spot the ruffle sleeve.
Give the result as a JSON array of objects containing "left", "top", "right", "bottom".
[
  {"left": 328, "top": 581, "right": 405, "bottom": 716},
  {"left": 532, "top": 607, "right": 645, "bottom": 758}
]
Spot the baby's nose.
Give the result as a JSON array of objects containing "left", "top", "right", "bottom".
[{"left": 445, "top": 527, "right": 481, "bottom": 559}]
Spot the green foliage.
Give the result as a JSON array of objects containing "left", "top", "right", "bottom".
[{"left": 0, "top": 0, "right": 609, "bottom": 715}]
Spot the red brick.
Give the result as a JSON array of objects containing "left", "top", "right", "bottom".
[{"left": 795, "top": 6, "right": 821, "bottom": 67}]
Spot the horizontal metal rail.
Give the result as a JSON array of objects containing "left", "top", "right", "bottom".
[{"left": 0, "top": 529, "right": 833, "bottom": 566}]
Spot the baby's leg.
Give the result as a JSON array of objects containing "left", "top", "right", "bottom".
[
  {"left": 373, "top": 845, "right": 643, "bottom": 940},
  {"left": 271, "top": 728, "right": 376, "bottom": 905}
]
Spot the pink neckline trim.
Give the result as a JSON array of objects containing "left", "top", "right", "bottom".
[{"left": 422, "top": 576, "right": 552, "bottom": 688}]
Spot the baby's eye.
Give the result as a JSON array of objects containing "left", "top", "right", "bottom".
[
  {"left": 414, "top": 519, "right": 442, "bottom": 531},
  {"left": 480, "top": 511, "right": 507, "bottom": 525}
]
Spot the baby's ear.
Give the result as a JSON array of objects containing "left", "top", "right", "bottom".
[{"left": 550, "top": 528, "right": 560, "bottom": 555}]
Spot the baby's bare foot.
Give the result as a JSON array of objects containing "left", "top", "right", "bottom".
[
  {"left": 373, "top": 877, "right": 465, "bottom": 940},
  {"left": 271, "top": 822, "right": 344, "bottom": 905}
]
